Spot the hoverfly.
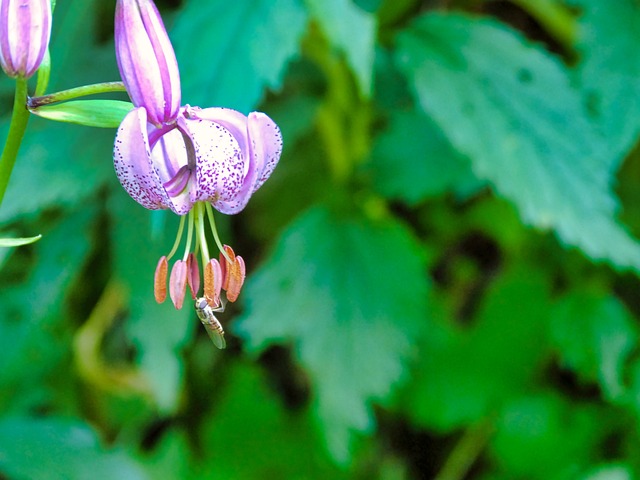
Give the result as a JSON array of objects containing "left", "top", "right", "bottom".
[{"left": 194, "top": 297, "right": 226, "bottom": 349}]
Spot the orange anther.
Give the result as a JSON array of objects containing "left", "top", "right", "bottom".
[{"left": 154, "top": 256, "right": 168, "bottom": 303}]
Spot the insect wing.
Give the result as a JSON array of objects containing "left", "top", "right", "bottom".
[
  {"left": 195, "top": 297, "right": 226, "bottom": 349},
  {"left": 200, "top": 312, "right": 226, "bottom": 349}
]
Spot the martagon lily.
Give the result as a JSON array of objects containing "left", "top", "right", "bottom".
[{"left": 113, "top": 0, "right": 282, "bottom": 310}]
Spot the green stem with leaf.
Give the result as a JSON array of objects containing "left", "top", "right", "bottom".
[{"left": 28, "top": 81, "right": 127, "bottom": 109}]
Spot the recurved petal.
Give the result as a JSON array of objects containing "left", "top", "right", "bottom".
[
  {"left": 151, "top": 127, "right": 194, "bottom": 215},
  {"left": 179, "top": 110, "right": 248, "bottom": 214},
  {"left": 247, "top": 112, "right": 282, "bottom": 193},
  {"left": 114, "top": 107, "right": 172, "bottom": 211}
]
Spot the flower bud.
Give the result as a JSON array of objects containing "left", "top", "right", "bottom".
[
  {"left": 0, "top": 0, "right": 52, "bottom": 78},
  {"left": 115, "top": 0, "right": 181, "bottom": 127}
]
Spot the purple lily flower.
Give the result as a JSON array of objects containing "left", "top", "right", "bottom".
[
  {"left": 115, "top": 0, "right": 180, "bottom": 127},
  {"left": 0, "top": 0, "right": 51, "bottom": 78},
  {"left": 113, "top": 0, "right": 282, "bottom": 312},
  {"left": 114, "top": 105, "right": 282, "bottom": 216}
]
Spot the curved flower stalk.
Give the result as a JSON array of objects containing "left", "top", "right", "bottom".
[
  {"left": 0, "top": 0, "right": 51, "bottom": 78},
  {"left": 113, "top": 0, "right": 282, "bottom": 309}
]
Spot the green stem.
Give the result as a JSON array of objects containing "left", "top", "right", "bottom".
[
  {"left": 27, "top": 81, "right": 127, "bottom": 109},
  {"left": 435, "top": 417, "right": 495, "bottom": 480},
  {"left": 0, "top": 78, "right": 31, "bottom": 207},
  {"left": 510, "top": 0, "right": 576, "bottom": 47}
]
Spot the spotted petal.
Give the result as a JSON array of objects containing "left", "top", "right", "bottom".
[
  {"left": 188, "top": 107, "right": 282, "bottom": 214},
  {"left": 248, "top": 112, "right": 282, "bottom": 193},
  {"left": 114, "top": 107, "right": 172, "bottom": 211},
  {"left": 114, "top": 107, "right": 195, "bottom": 215},
  {"left": 182, "top": 108, "right": 248, "bottom": 213}
]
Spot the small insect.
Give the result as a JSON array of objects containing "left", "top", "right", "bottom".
[{"left": 194, "top": 297, "right": 226, "bottom": 349}]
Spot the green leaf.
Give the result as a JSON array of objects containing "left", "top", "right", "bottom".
[
  {"left": 235, "top": 205, "right": 430, "bottom": 463},
  {"left": 573, "top": 0, "right": 640, "bottom": 168},
  {"left": 369, "top": 109, "right": 481, "bottom": 204},
  {"left": 404, "top": 266, "right": 551, "bottom": 432},
  {"left": 551, "top": 292, "right": 638, "bottom": 401},
  {"left": 0, "top": 417, "right": 146, "bottom": 480},
  {"left": 490, "top": 393, "right": 601, "bottom": 478},
  {"left": 305, "top": 0, "right": 375, "bottom": 95},
  {"left": 30, "top": 100, "right": 133, "bottom": 128},
  {"left": 396, "top": 13, "right": 640, "bottom": 270},
  {"left": 173, "top": 0, "right": 307, "bottom": 112},
  {"left": 0, "top": 234, "right": 41, "bottom": 247},
  {"left": 197, "top": 362, "right": 342, "bottom": 479}
]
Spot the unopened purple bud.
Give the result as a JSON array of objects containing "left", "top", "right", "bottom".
[
  {"left": 115, "top": 0, "right": 181, "bottom": 127},
  {"left": 0, "top": 0, "right": 51, "bottom": 78}
]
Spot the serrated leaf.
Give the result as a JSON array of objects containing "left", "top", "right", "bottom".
[
  {"left": 0, "top": 417, "right": 146, "bottom": 480},
  {"left": 551, "top": 293, "right": 638, "bottom": 401},
  {"left": 573, "top": 0, "right": 640, "bottom": 168},
  {"left": 396, "top": 13, "right": 640, "bottom": 270},
  {"left": 370, "top": 109, "right": 481, "bottom": 204},
  {"left": 235, "top": 205, "right": 429, "bottom": 463},
  {"left": 172, "top": 0, "right": 307, "bottom": 112},
  {"left": 305, "top": 0, "right": 375, "bottom": 95},
  {"left": 31, "top": 100, "right": 133, "bottom": 128}
]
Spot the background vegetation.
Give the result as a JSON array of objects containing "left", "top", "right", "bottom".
[{"left": 1, "top": 0, "right": 640, "bottom": 478}]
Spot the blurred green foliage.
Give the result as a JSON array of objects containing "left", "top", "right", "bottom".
[{"left": 2, "top": 0, "right": 640, "bottom": 478}]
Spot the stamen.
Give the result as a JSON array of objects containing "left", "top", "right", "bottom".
[
  {"left": 154, "top": 256, "right": 168, "bottom": 303},
  {"left": 195, "top": 202, "right": 211, "bottom": 266},
  {"left": 186, "top": 252, "right": 200, "bottom": 299},
  {"left": 166, "top": 212, "right": 187, "bottom": 261},
  {"left": 204, "top": 258, "right": 223, "bottom": 307},
  {"left": 226, "top": 255, "right": 245, "bottom": 303},
  {"left": 169, "top": 259, "right": 188, "bottom": 309},
  {"left": 205, "top": 202, "right": 232, "bottom": 264},
  {"left": 182, "top": 208, "right": 195, "bottom": 261}
]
